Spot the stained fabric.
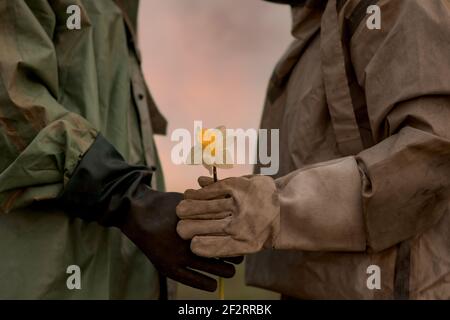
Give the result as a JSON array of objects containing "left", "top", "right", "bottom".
[
  {"left": 247, "top": 0, "right": 450, "bottom": 299},
  {"left": 0, "top": 0, "right": 166, "bottom": 298}
]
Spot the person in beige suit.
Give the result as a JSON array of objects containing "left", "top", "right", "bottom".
[{"left": 175, "top": 0, "right": 450, "bottom": 299}]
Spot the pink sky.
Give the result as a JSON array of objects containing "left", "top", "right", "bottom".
[{"left": 138, "top": 0, "right": 292, "bottom": 193}]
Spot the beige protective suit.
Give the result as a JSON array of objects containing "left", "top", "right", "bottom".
[{"left": 244, "top": 0, "right": 450, "bottom": 299}]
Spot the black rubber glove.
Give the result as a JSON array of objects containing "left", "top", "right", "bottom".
[{"left": 60, "top": 134, "right": 237, "bottom": 292}]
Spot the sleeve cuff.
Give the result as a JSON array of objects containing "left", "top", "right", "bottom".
[
  {"left": 59, "top": 134, "right": 153, "bottom": 226},
  {"left": 274, "top": 156, "right": 366, "bottom": 251}
]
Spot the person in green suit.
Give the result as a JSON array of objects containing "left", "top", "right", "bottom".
[{"left": 0, "top": 0, "right": 237, "bottom": 299}]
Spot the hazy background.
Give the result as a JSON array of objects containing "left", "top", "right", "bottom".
[{"left": 138, "top": 0, "right": 292, "bottom": 299}]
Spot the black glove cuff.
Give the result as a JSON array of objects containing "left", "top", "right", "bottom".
[{"left": 59, "top": 134, "right": 153, "bottom": 227}]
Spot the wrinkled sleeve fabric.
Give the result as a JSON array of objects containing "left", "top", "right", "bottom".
[
  {"left": 274, "top": 0, "right": 450, "bottom": 253},
  {"left": 274, "top": 157, "right": 366, "bottom": 252},
  {"left": 0, "top": 1, "right": 97, "bottom": 213},
  {"left": 350, "top": 0, "right": 450, "bottom": 252}
]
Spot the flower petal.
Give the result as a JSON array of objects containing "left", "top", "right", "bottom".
[{"left": 202, "top": 163, "right": 213, "bottom": 175}]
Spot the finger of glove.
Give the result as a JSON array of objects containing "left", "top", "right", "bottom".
[
  {"left": 198, "top": 176, "right": 215, "bottom": 188},
  {"left": 170, "top": 267, "right": 217, "bottom": 292},
  {"left": 178, "top": 211, "right": 231, "bottom": 221},
  {"left": 176, "top": 198, "right": 234, "bottom": 219},
  {"left": 184, "top": 182, "right": 232, "bottom": 200},
  {"left": 198, "top": 176, "right": 242, "bottom": 200},
  {"left": 184, "top": 188, "right": 230, "bottom": 201},
  {"left": 177, "top": 217, "right": 232, "bottom": 240},
  {"left": 191, "top": 235, "right": 247, "bottom": 258},
  {"left": 188, "top": 255, "right": 236, "bottom": 278}
]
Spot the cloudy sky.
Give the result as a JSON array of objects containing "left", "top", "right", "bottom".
[
  {"left": 138, "top": 0, "right": 292, "bottom": 192},
  {"left": 136, "top": 0, "right": 293, "bottom": 299}
]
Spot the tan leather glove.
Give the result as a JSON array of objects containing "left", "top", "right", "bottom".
[
  {"left": 176, "top": 175, "right": 280, "bottom": 257},
  {"left": 176, "top": 157, "right": 366, "bottom": 258}
]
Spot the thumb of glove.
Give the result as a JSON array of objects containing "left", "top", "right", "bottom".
[{"left": 197, "top": 176, "right": 215, "bottom": 188}]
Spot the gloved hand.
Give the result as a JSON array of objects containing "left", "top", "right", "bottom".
[
  {"left": 60, "top": 134, "right": 238, "bottom": 292},
  {"left": 119, "top": 186, "right": 237, "bottom": 291},
  {"left": 177, "top": 157, "right": 367, "bottom": 257},
  {"left": 176, "top": 175, "right": 281, "bottom": 258}
]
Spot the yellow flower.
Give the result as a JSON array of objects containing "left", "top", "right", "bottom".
[
  {"left": 198, "top": 129, "right": 217, "bottom": 156},
  {"left": 186, "top": 126, "right": 233, "bottom": 174}
]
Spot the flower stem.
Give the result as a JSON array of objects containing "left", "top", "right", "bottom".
[
  {"left": 213, "top": 166, "right": 224, "bottom": 300},
  {"left": 213, "top": 166, "right": 218, "bottom": 182},
  {"left": 218, "top": 277, "right": 224, "bottom": 300}
]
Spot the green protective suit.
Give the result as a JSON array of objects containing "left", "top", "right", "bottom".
[{"left": 0, "top": 0, "right": 168, "bottom": 299}]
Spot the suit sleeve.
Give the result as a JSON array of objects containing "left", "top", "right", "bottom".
[
  {"left": 350, "top": 0, "right": 450, "bottom": 251},
  {"left": 273, "top": 0, "right": 450, "bottom": 253},
  {"left": 0, "top": 0, "right": 97, "bottom": 213}
]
